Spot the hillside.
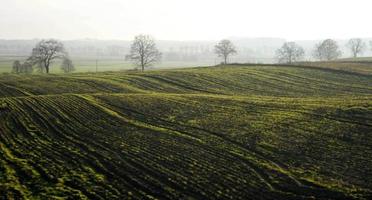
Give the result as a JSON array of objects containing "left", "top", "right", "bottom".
[
  {"left": 297, "top": 61, "right": 372, "bottom": 75},
  {"left": 0, "top": 65, "right": 371, "bottom": 199},
  {"left": 1, "top": 65, "right": 371, "bottom": 97}
]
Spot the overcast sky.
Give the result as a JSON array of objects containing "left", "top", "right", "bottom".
[{"left": 0, "top": 0, "right": 371, "bottom": 41}]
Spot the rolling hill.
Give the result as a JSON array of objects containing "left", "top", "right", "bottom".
[
  {"left": 297, "top": 61, "right": 372, "bottom": 75},
  {"left": 0, "top": 65, "right": 371, "bottom": 199}
]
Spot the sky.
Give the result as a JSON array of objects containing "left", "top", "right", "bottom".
[{"left": 0, "top": 0, "right": 372, "bottom": 41}]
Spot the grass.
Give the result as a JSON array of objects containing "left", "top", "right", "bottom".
[
  {"left": 0, "top": 56, "right": 214, "bottom": 73},
  {"left": 337, "top": 57, "right": 372, "bottom": 62},
  {"left": 297, "top": 60, "right": 372, "bottom": 75},
  {"left": 1, "top": 65, "right": 371, "bottom": 97},
  {"left": 0, "top": 64, "right": 371, "bottom": 199}
]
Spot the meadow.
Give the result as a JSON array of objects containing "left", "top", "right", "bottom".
[
  {"left": 297, "top": 61, "right": 372, "bottom": 75},
  {"left": 0, "top": 65, "right": 371, "bottom": 199},
  {"left": 0, "top": 56, "right": 214, "bottom": 73}
]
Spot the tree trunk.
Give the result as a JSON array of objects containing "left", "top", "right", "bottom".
[
  {"left": 141, "top": 56, "right": 145, "bottom": 72},
  {"left": 45, "top": 63, "right": 49, "bottom": 74}
]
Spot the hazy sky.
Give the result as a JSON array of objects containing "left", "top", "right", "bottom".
[{"left": 1, "top": 0, "right": 371, "bottom": 41}]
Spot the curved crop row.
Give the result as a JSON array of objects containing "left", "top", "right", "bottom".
[{"left": 0, "top": 65, "right": 371, "bottom": 98}]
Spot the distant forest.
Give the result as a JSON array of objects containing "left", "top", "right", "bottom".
[{"left": 2, "top": 38, "right": 369, "bottom": 64}]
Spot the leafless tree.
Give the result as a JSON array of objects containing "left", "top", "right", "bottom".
[
  {"left": 61, "top": 58, "right": 75, "bottom": 73},
  {"left": 28, "top": 39, "right": 67, "bottom": 73},
  {"left": 312, "top": 44, "right": 323, "bottom": 61},
  {"left": 346, "top": 38, "right": 366, "bottom": 58},
  {"left": 215, "top": 39, "right": 237, "bottom": 64},
  {"left": 126, "top": 35, "right": 162, "bottom": 72},
  {"left": 276, "top": 42, "right": 304, "bottom": 64},
  {"left": 12, "top": 60, "right": 21, "bottom": 74},
  {"left": 312, "top": 39, "right": 342, "bottom": 61}
]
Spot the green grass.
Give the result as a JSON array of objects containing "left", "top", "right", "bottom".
[
  {"left": 0, "top": 56, "right": 213, "bottom": 73},
  {"left": 298, "top": 60, "right": 372, "bottom": 75},
  {"left": 0, "top": 64, "right": 371, "bottom": 199},
  {"left": 1, "top": 65, "right": 371, "bottom": 97},
  {"left": 337, "top": 57, "right": 372, "bottom": 62}
]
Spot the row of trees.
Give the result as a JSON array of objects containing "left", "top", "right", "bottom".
[
  {"left": 125, "top": 35, "right": 239, "bottom": 71},
  {"left": 276, "top": 38, "right": 367, "bottom": 64},
  {"left": 127, "top": 37, "right": 371, "bottom": 68},
  {"left": 12, "top": 39, "right": 75, "bottom": 74},
  {"left": 12, "top": 36, "right": 367, "bottom": 73},
  {"left": 12, "top": 36, "right": 165, "bottom": 73},
  {"left": 214, "top": 38, "right": 371, "bottom": 65}
]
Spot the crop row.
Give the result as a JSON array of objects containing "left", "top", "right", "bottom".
[
  {"left": 93, "top": 93, "right": 372, "bottom": 199},
  {"left": 2, "top": 94, "right": 370, "bottom": 199},
  {"left": 0, "top": 65, "right": 371, "bottom": 98},
  {"left": 0, "top": 95, "right": 299, "bottom": 199}
]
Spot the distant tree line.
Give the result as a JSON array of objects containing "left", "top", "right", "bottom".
[
  {"left": 10, "top": 36, "right": 371, "bottom": 73},
  {"left": 125, "top": 35, "right": 239, "bottom": 71},
  {"left": 275, "top": 38, "right": 368, "bottom": 64},
  {"left": 213, "top": 37, "right": 370, "bottom": 65}
]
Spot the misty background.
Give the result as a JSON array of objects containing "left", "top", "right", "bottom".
[
  {"left": 1, "top": 38, "right": 372, "bottom": 64},
  {"left": 1, "top": 0, "right": 372, "bottom": 71}
]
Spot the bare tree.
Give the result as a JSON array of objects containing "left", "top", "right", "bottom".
[
  {"left": 276, "top": 42, "right": 304, "bottom": 64},
  {"left": 61, "top": 58, "right": 75, "bottom": 73},
  {"left": 12, "top": 60, "right": 21, "bottom": 74},
  {"left": 28, "top": 39, "right": 67, "bottom": 73},
  {"left": 126, "top": 35, "right": 162, "bottom": 72},
  {"left": 215, "top": 40, "right": 237, "bottom": 64},
  {"left": 312, "top": 39, "right": 342, "bottom": 61},
  {"left": 346, "top": 38, "right": 366, "bottom": 58},
  {"left": 312, "top": 44, "right": 323, "bottom": 61}
]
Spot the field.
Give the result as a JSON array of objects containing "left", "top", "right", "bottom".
[
  {"left": 0, "top": 56, "right": 214, "bottom": 73},
  {"left": 0, "top": 65, "right": 371, "bottom": 199},
  {"left": 298, "top": 61, "right": 372, "bottom": 75}
]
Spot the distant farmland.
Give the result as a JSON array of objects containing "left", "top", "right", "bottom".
[
  {"left": 0, "top": 65, "right": 371, "bottom": 199},
  {"left": 297, "top": 61, "right": 372, "bottom": 75},
  {"left": 0, "top": 55, "right": 214, "bottom": 73}
]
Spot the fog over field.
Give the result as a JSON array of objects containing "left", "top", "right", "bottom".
[
  {"left": 1, "top": 0, "right": 372, "bottom": 41},
  {"left": 1, "top": 38, "right": 372, "bottom": 70},
  {"left": 1, "top": 0, "right": 372, "bottom": 68},
  {"left": 1, "top": 1, "right": 372, "bottom": 200}
]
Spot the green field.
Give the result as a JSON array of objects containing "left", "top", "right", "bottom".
[
  {"left": 298, "top": 61, "right": 372, "bottom": 75},
  {"left": 0, "top": 65, "right": 371, "bottom": 199},
  {"left": 0, "top": 56, "right": 214, "bottom": 73}
]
